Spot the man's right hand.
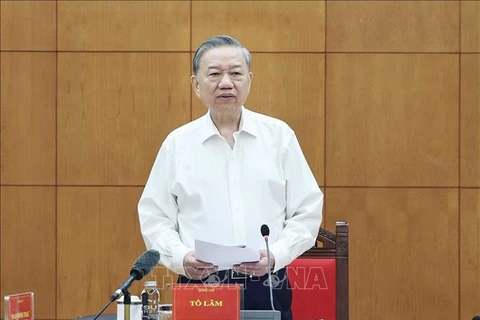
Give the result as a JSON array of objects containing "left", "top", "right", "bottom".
[{"left": 183, "top": 251, "right": 218, "bottom": 280}]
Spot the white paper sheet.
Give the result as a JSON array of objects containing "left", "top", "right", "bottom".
[{"left": 195, "top": 239, "right": 260, "bottom": 270}]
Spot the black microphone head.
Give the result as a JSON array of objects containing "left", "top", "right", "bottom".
[
  {"left": 130, "top": 249, "right": 160, "bottom": 280},
  {"left": 473, "top": 316, "right": 480, "bottom": 320},
  {"left": 261, "top": 224, "right": 270, "bottom": 237}
]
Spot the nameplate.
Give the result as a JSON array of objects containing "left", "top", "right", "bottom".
[
  {"left": 172, "top": 283, "right": 240, "bottom": 320},
  {"left": 4, "top": 292, "right": 34, "bottom": 320}
]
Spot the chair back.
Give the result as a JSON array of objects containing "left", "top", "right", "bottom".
[{"left": 288, "top": 222, "right": 349, "bottom": 320}]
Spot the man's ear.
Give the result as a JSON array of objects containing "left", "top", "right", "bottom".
[{"left": 190, "top": 75, "right": 200, "bottom": 97}]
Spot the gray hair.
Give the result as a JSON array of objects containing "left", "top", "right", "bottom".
[{"left": 192, "top": 35, "right": 251, "bottom": 75}]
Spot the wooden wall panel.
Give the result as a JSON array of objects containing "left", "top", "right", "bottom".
[
  {"left": 326, "top": 54, "right": 459, "bottom": 187},
  {"left": 462, "top": 1, "right": 480, "bottom": 52},
  {"left": 1, "top": 1, "right": 56, "bottom": 51},
  {"left": 56, "top": 187, "right": 146, "bottom": 319},
  {"left": 326, "top": 187, "right": 459, "bottom": 320},
  {"left": 248, "top": 53, "right": 324, "bottom": 184},
  {"left": 194, "top": 53, "right": 325, "bottom": 185},
  {"left": 57, "top": 53, "right": 191, "bottom": 185},
  {"left": 192, "top": 1, "right": 325, "bottom": 52},
  {"left": 461, "top": 54, "right": 480, "bottom": 187},
  {"left": 0, "top": 187, "right": 56, "bottom": 319},
  {"left": 1, "top": 52, "right": 56, "bottom": 185},
  {"left": 327, "top": 1, "right": 459, "bottom": 52},
  {"left": 460, "top": 189, "right": 480, "bottom": 320},
  {"left": 57, "top": 1, "right": 190, "bottom": 51}
]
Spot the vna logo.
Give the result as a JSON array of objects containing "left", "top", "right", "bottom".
[{"left": 287, "top": 266, "right": 329, "bottom": 290}]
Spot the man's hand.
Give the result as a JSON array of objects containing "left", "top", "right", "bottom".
[
  {"left": 183, "top": 251, "right": 218, "bottom": 280},
  {"left": 233, "top": 249, "right": 275, "bottom": 277}
]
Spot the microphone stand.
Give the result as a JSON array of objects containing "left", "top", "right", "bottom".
[
  {"left": 123, "top": 291, "right": 131, "bottom": 320},
  {"left": 265, "top": 242, "right": 275, "bottom": 311},
  {"left": 92, "top": 300, "right": 115, "bottom": 320},
  {"left": 91, "top": 290, "right": 132, "bottom": 320}
]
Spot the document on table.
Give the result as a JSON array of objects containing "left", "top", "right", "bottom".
[{"left": 195, "top": 239, "right": 260, "bottom": 270}]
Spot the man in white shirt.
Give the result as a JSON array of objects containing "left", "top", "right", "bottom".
[{"left": 138, "top": 35, "right": 323, "bottom": 320}]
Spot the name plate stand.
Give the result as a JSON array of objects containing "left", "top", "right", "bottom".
[
  {"left": 4, "top": 292, "right": 34, "bottom": 320},
  {"left": 173, "top": 284, "right": 241, "bottom": 320}
]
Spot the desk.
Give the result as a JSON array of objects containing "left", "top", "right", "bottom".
[{"left": 76, "top": 310, "right": 280, "bottom": 320}]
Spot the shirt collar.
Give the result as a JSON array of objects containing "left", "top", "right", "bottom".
[{"left": 198, "top": 106, "right": 259, "bottom": 143}]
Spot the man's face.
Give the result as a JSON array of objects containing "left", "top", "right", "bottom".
[{"left": 191, "top": 46, "right": 253, "bottom": 113}]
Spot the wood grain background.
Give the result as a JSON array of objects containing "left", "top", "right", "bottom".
[{"left": 0, "top": 1, "right": 478, "bottom": 320}]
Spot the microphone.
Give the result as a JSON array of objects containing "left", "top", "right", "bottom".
[
  {"left": 91, "top": 250, "right": 160, "bottom": 320},
  {"left": 473, "top": 316, "right": 480, "bottom": 320},
  {"left": 260, "top": 224, "right": 275, "bottom": 311},
  {"left": 261, "top": 224, "right": 269, "bottom": 238},
  {"left": 110, "top": 249, "right": 160, "bottom": 302}
]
